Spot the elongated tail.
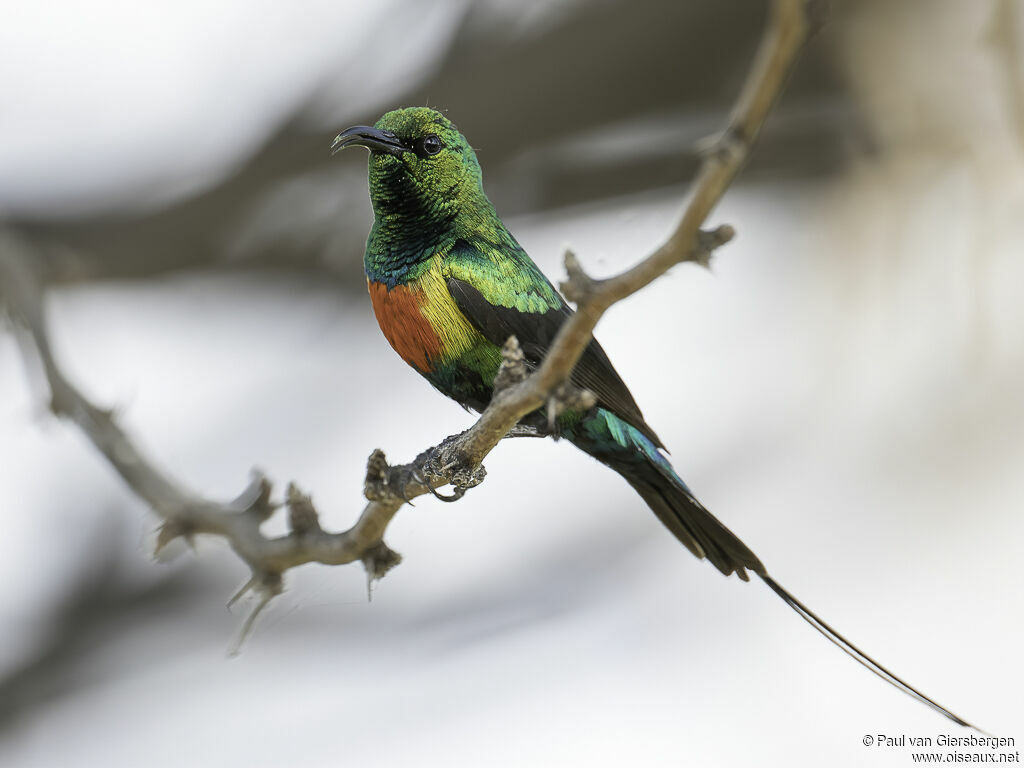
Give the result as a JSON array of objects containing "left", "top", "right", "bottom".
[
  {"left": 564, "top": 407, "right": 977, "bottom": 730},
  {"left": 562, "top": 407, "right": 765, "bottom": 580}
]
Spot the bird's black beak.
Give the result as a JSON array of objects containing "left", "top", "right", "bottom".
[{"left": 331, "top": 126, "right": 409, "bottom": 157}]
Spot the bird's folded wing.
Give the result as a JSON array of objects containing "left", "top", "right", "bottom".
[{"left": 444, "top": 241, "right": 663, "bottom": 447}]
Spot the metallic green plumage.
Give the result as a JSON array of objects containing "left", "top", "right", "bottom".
[{"left": 345, "top": 107, "right": 763, "bottom": 580}]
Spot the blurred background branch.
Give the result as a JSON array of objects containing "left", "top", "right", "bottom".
[{"left": 4, "top": 0, "right": 845, "bottom": 285}]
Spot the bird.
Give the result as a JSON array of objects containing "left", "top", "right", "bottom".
[{"left": 333, "top": 106, "right": 975, "bottom": 728}]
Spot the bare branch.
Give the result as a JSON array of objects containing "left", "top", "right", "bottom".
[{"left": 0, "top": 0, "right": 815, "bottom": 642}]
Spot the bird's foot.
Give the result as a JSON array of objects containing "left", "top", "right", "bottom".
[
  {"left": 414, "top": 443, "right": 487, "bottom": 502},
  {"left": 417, "top": 471, "right": 467, "bottom": 503},
  {"left": 364, "top": 442, "right": 487, "bottom": 507}
]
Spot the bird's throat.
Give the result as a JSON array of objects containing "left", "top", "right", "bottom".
[{"left": 365, "top": 161, "right": 461, "bottom": 285}]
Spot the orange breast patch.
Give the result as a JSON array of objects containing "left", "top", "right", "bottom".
[{"left": 367, "top": 281, "right": 443, "bottom": 373}]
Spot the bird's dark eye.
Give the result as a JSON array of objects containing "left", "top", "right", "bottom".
[{"left": 419, "top": 134, "right": 443, "bottom": 156}]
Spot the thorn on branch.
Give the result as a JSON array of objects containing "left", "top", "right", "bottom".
[
  {"left": 692, "top": 225, "right": 737, "bottom": 268},
  {"left": 286, "top": 483, "right": 323, "bottom": 536},
  {"left": 153, "top": 520, "right": 195, "bottom": 560},
  {"left": 546, "top": 381, "right": 598, "bottom": 435},
  {"left": 228, "top": 570, "right": 283, "bottom": 656},
  {"left": 362, "top": 541, "right": 403, "bottom": 599},
  {"left": 364, "top": 448, "right": 391, "bottom": 501},
  {"left": 54, "top": 395, "right": 114, "bottom": 426},
  {"left": 227, "top": 576, "right": 258, "bottom": 610},
  {"left": 233, "top": 471, "right": 277, "bottom": 521},
  {"left": 702, "top": 125, "right": 748, "bottom": 167},
  {"left": 492, "top": 335, "right": 527, "bottom": 394},
  {"left": 559, "top": 249, "right": 599, "bottom": 305}
]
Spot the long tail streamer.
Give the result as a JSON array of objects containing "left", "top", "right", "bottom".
[{"left": 760, "top": 574, "right": 978, "bottom": 730}]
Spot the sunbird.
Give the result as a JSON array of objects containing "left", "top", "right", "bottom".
[{"left": 333, "top": 107, "right": 973, "bottom": 728}]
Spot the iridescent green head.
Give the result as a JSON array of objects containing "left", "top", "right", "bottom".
[{"left": 333, "top": 107, "right": 487, "bottom": 239}]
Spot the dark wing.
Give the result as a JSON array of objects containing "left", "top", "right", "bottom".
[{"left": 446, "top": 276, "right": 664, "bottom": 448}]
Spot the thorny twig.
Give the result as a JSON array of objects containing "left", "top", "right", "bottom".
[{"left": 0, "top": 0, "right": 816, "bottom": 646}]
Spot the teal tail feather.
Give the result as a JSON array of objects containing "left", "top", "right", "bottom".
[
  {"left": 563, "top": 408, "right": 977, "bottom": 728},
  {"left": 563, "top": 408, "right": 765, "bottom": 581}
]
